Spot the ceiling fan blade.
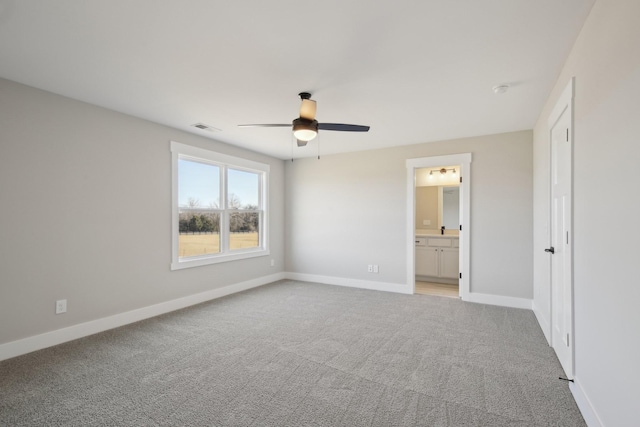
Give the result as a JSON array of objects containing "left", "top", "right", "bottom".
[
  {"left": 299, "top": 99, "right": 317, "bottom": 121},
  {"left": 318, "top": 123, "right": 370, "bottom": 132},
  {"left": 237, "top": 124, "right": 291, "bottom": 128},
  {"left": 296, "top": 139, "right": 308, "bottom": 147}
]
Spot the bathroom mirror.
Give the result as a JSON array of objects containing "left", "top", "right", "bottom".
[
  {"left": 415, "top": 184, "right": 460, "bottom": 231},
  {"left": 441, "top": 186, "right": 460, "bottom": 229}
]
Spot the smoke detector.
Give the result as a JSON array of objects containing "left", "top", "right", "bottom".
[{"left": 492, "top": 84, "right": 509, "bottom": 94}]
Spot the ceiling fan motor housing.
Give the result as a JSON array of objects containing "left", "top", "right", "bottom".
[{"left": 292, "top": 117, "right": 318, "bottom": 130}]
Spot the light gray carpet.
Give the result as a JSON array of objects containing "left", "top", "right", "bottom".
[{"left": 0, "top": 280, "right": 585, "bottom": 426}]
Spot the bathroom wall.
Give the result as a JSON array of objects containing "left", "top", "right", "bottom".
[{"left": 415, "top": 186, "right": 439, "bottom": 231}]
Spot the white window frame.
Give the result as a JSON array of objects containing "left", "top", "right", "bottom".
[{"left": 170, "top": 141, "right": 269, "bottom": 270}]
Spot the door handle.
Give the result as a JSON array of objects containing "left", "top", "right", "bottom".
[{"left": 545, "top": 247, "right": 555, "bottom": 254}]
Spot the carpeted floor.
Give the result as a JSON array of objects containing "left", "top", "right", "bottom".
[{"left": 0, "top": 280, "right": 585, "bottom": 426}]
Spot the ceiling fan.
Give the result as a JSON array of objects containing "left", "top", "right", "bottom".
[{"left": 238, "top": 92, "right": 370, "bottom": 147}]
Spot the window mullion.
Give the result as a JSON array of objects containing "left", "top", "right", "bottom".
[{"left": 220, "top": 165, "right": 228, "bottom": 254}]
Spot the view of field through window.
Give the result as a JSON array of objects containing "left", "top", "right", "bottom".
[{"left": 178, "top": 159, "right": 261, "bottom": 258}]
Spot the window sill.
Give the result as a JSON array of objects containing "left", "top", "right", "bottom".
[{"left": 171, "top": 248, "right": 270, "bottom": 270}]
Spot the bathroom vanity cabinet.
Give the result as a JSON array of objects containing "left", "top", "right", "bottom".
[{"left": 415, "top": 235, "right": 459, "bottom": 280}]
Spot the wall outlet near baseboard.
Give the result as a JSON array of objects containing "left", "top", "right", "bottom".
[
  {"left": 367, "top": 264, "right": 373, "bottom": 273},
  {"left": 55, "top": 299, "right": 67, "bottom": 314},
  {"left": 373, "top": 265, "right": 379, "bottom": 274},
  {"left": 270, "top": 259, "right": 275, "bottom": 267}
]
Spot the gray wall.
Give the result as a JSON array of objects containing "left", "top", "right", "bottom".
[
  {"left": 0, "top": 78, "right": 285, "bottom": 345},
  {"left": 533, "top": 1, "right": 640, "bottom": 425},
  {"left": 285, "top": 130, "right": 533, "bottom": 299}
]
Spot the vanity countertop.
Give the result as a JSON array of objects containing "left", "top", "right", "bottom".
[{"left": 415, "top": 229, "right": 459, "bottom": 238}]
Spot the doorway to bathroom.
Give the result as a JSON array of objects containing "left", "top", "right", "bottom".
[
  {"left": 414, "top": 171, "right": 460, "bottom": 297},
  {"left": 406, "top": 154, "right": 472, "bottom": 298}
]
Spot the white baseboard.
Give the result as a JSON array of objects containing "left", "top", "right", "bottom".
[
  {"left": 464, "top": 292, "right": 532, "bottom": 310},
  {"left": 284, "top": 272, "right": 412, "bottom": 295},
  {"left": 570, "top": 377, "right": 603, "bottom": 427},
  {"left": 0, "top": 272, "right": 286, "bottom": 362},
  {"left": 532, "top": 301, "right": 551, "bottom": 345}
]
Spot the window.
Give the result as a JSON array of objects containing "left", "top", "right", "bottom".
[{"left": 171, "top": 141, "right": 269, "bottom": 270}]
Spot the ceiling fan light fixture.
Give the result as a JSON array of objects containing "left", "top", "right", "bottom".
[{"left": 292, "top": 118, "right": 318, "bottom": 142}]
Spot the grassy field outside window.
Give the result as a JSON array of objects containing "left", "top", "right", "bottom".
[{"left": 178, "top": 232, "right": 259, "bottom": 257}]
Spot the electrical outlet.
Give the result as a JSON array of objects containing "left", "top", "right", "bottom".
[
  {"left": 55, "top": 299, "right": 67, "bottom": 314},
  {"left": 423, "top": 219, "right": 431, "bottom": 226},
  {"left": 367, "top": 264, "right": 373, "bottom": 273},
  {"left": 373, "top": 265, "right": 379, "bottom": 274},
  {"left": 270, "top": 259, "right": 275, "bottom": 267}
]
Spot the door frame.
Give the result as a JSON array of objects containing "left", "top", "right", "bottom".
[
  {"left": 548, "top": 77, "right": 575, "bottom": 377},
  {"left": 406, "top": 153, "right": 472, "bottom": 298}
]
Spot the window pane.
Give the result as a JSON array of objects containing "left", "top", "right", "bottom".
[
  {"left": 227, "top": 168, "right": 259, "bottom": 209},
  {"left": 178, "top": 159, "right": 221, "bottom": 258},
  {"left": 229, "top": 211, "right": 259, "bottom": 250},
  {"left": 178, "top": 159, "right": 220, "bottom": 209},
  {"left": 178, "top": 211, "right": 220, "bottom": 257}
]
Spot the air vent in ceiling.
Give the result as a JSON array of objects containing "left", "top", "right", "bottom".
[{"left": 191, "top": 123, "right": 221, "bottom": 132}]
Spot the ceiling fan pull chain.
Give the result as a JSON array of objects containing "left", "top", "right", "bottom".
[{"left": 317, "top": 133, "right": 320, "bottom": 160}]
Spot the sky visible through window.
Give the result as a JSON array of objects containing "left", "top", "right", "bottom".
[
  {"left": 228, "top": 168, "right": 259, "bottom": 208},
  {"left": 178, "top": 159, "right": 258, "bottom": 208}
]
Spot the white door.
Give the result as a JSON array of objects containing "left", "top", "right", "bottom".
[{"left": 550, "top": 102, "right": 573, "bottom": 377}]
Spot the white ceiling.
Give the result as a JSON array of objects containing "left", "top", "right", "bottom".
[{"left": 0, "top": 0, "right": 594, "bottom": 159}]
